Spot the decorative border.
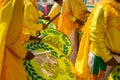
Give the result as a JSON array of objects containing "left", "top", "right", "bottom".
[
  {"left": 41, "top": 28, "right": 72, "bottom": 56},
  {"left": 23, "top": 41, "right": 76, "bottom": 80}
]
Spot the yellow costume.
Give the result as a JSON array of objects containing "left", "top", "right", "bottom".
[
  {"left": 0, "top": 0, "right": 27, "bottom": 80},
  {"left": 75, "top": 0, "right": 120, "bottom": 80},
  {"left": 21, "top": 0, "right": 44, "bottom": 43},
  {"left": 0, "top": 0, "right": 3, "bottom": 5},
  {"left": 58, "top": 0, "right": 88, "bottom": 64},
  {"left": 48, "top": 2, "right": 61, "bottom": 28}
]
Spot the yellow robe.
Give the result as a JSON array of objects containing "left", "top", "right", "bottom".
[
  {"left": 75, "top": 0, "right": 120, "bottom": 80},
  {"left": 89, "top": 0, "right": 120, "bottom": 62},
  {"left": 0, "top": 0, "right": 3, "bottom": 5},
  {"left": 21, "top": 0, "right": 44, "bottom": 43},
  {"left": 58, "top": 0, "right": 88, "bottom": 65},
  {"left": 58, "top": 0, "right": 88, "bottom": 36},
  {"left": 0, "top": 0, "right": 27, "bottom": 80}
]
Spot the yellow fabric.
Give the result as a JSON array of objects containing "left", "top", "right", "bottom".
[
  {"left": 0, "top": 0, "right": 27, "bottom": 80},
  {"left": 61, "top": 0, "right": 87, "bottom": 19},
  {"left": 0, "top": 0, "right": 3, "bottom": 5},
  {"left": 48, "top": 2, "right": 61, "bottom": 28},
  {"left": 75, "top": 0, "right": 120, "bottom": 80},
  {"left": 75, "top": 16, "right": 91, "bottom": 80},
  {"left": 90, "top": 0, "right": 120, "bottom": 62},
  {"left": 58, "top": 0, "right": 88, "bottom": 36},
  {"left": 0, "top": 0, "right": 15, "bottom": 78},
  {"left": 21, "top": 0, "right": 44, "bottom": 43}
]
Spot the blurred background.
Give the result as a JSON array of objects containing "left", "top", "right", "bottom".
[{"left": 37, "top": 0, "right": 54, "bottom": 16}]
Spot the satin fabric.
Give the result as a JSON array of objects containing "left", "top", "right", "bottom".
[
  {"left": 0, "top": 0, "right": 28, "bottom": 80},
  {"left": 48, "top": 2, "right": 61, "bottom": 28},
  {"left": 58, "top": 0, "right": 88, "bottom": 36},
  {"left": 75, "top": 0, "right": 120, "bottom": 80},
  {"left": 57, "top": 0, "right": 88, "bottom": 65},
  {"left": 21, "top": 0, "right": 44, "bottom": 43}
]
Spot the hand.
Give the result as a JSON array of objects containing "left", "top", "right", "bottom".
[
  {"left": 106, "top": 57, "right": 119, "bottom": 66},
  {"left": 24, "top": 51, "right": 35, "bottom": 60},
  {"left": 116, "top": 0, "right": 120, "bottom": 3},
  {"left": 75, "top": 19, "right": 84, "bottom": 26},
  {"left": 29, "top": 35, "right": 43, "bottom": 41},
  {"left": 42, "top": 24, "right": 48, "bottom": 29},
  {"left": 43, "top": 16, "right": 50, "bottom": 21},
  {"left": 29, "top": 35, "right": 37, "bottom": 40}
]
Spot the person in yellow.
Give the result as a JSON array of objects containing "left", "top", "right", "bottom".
[
  {"left": 75, "top": 0, "right": 120, "bottom": 80},
  {"left": 57, "top": 0, "right": 89, "bottom": 65},
  {"left": 0, "top": 0, "right": 34, "bottom": 80},
  {"left": 21, "top": 0, "right": 49, "bottom": 43},
  {"left": 48, "top": 1, "right": 61, "bottom": 28}
]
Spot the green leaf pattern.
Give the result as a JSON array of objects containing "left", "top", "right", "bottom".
[
  {"left": 111, "top": 66, "right": 120, "bottom": 80},
  {"left": 41, "top": 29, "right": 72, "bottom": 56},
  {"left": 23, "top": 41, "right": 76, "bottom": 80}
]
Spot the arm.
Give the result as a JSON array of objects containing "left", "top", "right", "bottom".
[
  {"left": 89, "top": 5, "right": 112, "bottom": 62},
  {"left": 24, "top": 1, "right": 43, "bottom": 35},
  {"left": 6, "top": 39, "right": 27, "bottom": 59},
  {"left": 6, "top": 38, "right": 35, "bottom": 60},
  {"left": 3, "top": 0, "right": 27, "bottom": 59}
]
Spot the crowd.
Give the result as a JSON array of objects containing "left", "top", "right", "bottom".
[{"left": 0, "top": 0, "right": 120, "bottom": 80}]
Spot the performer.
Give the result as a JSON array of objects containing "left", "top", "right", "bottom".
[
  {"left": 57, "top": 0, "right": 89, "bottom": 65},
  {"left": 75, "top": 0, "right": 120, "bottom": 80},
  {"left": 0, "top": 0, "right": 34, "bottom": 80},
  {"left": 21, "top": 0, "right": 48, "bottom": 43}
]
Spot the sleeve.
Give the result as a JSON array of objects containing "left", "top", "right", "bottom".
[
  {"left": 4, "top": 0, "right": 28, "bottom": 59},
  {"left": 89, "top": 5, "right": 112, "bottom": 62},
  {"left": 6, "top": 39, "right": 27, "bottom": 59},
  {"left": 69, "top": 15, "right": 77, "bottom": 22},
  {"left": 24, "top": 21, "right": 43, "bottom": 33},
  {"left": 48, "top": 3, "right": 61, "bottom": 19},
  {"left": 24, "top": 2, "right": 43, "bottom": 34}
]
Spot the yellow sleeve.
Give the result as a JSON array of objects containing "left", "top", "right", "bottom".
[
  {"left": 24, "top": 21, "right": 43, "bottom": 36},
  {"left": 5, "top": 0, "right": 27, "bottom": 59},
  {"left": 6, "top": 39, "right": 27, "bottom": 59},
  {"left": 89, "top": 5, "right": 112, "bottom": 62},
  {"left": 24, "top": 1, "right": 43, "bottom": 36},
  {"left": 48, "top": 2, "right": 61, "bottom": 19}
]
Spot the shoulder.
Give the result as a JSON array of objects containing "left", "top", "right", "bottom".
[
  {"left": 24, "top": 0, "right": 33, "bottom": 7},
  {"left": 91, "top": 3, "right": 111, "bottom": 18}
]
